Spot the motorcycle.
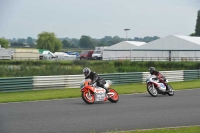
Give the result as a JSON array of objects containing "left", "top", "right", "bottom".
[
  {"left": 80, "top": 79, "right": 119, "bottom": 104},
  {"left": 146, "top": 75, "right": 174, "bottom": 97}
]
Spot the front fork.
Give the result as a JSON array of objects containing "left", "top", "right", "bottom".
[
  {"left": 88, "top": 89, "right": 91, "bottom": 95},
  {"left": 106, "top": 89, "right": 115, "bottom": 98},
  {"left": 147, "top": 83, "right": 155, "bottom": 88}
]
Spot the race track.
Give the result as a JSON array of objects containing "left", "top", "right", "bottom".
[{"left": 0, "top": 89, "right": 200, "bottom": 133}]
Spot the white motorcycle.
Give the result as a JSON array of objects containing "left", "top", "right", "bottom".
[{"left": 146, "top": 75, "right": 174, "bottom": 97}]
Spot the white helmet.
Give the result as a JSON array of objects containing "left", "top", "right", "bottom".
[{"left": 83, "top": 67, "right": 91, "bottom": 77}]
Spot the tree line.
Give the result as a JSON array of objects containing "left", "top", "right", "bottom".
[{"left": 0, "top": 32, "right": 159, "bottom": 48}]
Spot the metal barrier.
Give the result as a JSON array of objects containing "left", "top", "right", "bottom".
[
  {"left": 103, "top": 57, "right": 200, "bottom": 62},
  {"left": 33, "top": 74, "right": 84, "bottom": 89},
  {"left": 34, "top": 70, "right": 199, "bottom": 89},
  {"left": 0, "top": 70, "right": 199, "bottom": 92},
  {"left": 99, "top": 72, "right": 143, "bottom": 84},
  {"left": 184, "top": 70, "right": 200, "bottom": 80},
  {"left": 0, "top": 77, "right": 33, "bottom": 92},
  {"left": 1, "top": 56, "right": 200, "bottom": 61}
]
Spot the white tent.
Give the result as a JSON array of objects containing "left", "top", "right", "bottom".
[
  {"left": 107, "top": 41, "right": 146, "bottom": 49},
  {"left": 103, "top": 35, "right": 200, "bottom": 61},
  {"left": 133, "top": 35, "right": 200, "bottom": 61},
  {"left": 103, "top": 41, "right": 146, "bottom": 60},
  {"left": 138, "top": 35, "right": 200, "bottom": 50}
]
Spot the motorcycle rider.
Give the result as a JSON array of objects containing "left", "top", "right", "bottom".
[
  {"left": 149, "top": 67, "right": 169, "bottom": 91},
  {"left": 83, "top": 67, "right": 109, "bottom": 93}
]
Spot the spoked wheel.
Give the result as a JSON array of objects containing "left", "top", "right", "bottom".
[
  {"left": 108, "top": 88, "right": 119, "bottom": 103},
  {"left": 82, "top": 90, "right": 95, "bottom": 104},
  {"left": 147, "top": 85, "right": 158, "bottom": 97},
  {"left": 167, "top": 84, "right": 174, "bottom": 96}
]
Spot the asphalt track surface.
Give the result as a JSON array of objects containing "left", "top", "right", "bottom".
[{"left": 0, "top": 89, "right": 200, "bottom": 133}]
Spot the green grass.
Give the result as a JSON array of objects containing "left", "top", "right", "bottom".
[
  {"left": 0, "top": 79, "right": 200, "bottom": 103},
  {"left": 105, "top": 126, "right": 200, "bottom": 133}
]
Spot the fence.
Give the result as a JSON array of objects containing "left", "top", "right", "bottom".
[
  {"left": 103, "top": 57, "right": 200, "bottom": 62},
  {"left": 0, "top": 70, "right": 199, "bottom": 92},
  {"left": 0, "top": 77, "right": 33, "bottom": 92},
  {"left": 1, "top": 56, "right": 200, "bottom": 62}
]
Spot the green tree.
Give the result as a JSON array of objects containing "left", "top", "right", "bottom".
[
  {"left": 71, "top": 38, "right": 79, "bottom": 47},
  {"left": 98, "top": 41, "right": 106, "bottom": 46},
  {"left": 18, "top": 38, "right": 26, "bottom": 43},
  {"left": 54, "top": 39, "right": 62, "bottom": 51},
  {"left": 10, "top": 42, "right": 24, "bottom": 47},
  {"left": 195, "top": 10, "right": 200, "bottom": 36},
  {"left": 79, "top": 35, "right": 94, "bottom": 48},
  {"left": 27, "top": 37, "right": 34, "bottom": 44},
  {"left": 62, "top": 40, "right": 71, "bottom": 48},
  {"left": 112, "top": 36, "right": 121, "bottom": 44},
  {"left": 0, "top": 38, "right": 9, "bottom": 48},
  {"left": 190, "top": 33, "right": 196, "bottom": 36},
  {"left": 36, "top": 32, "right": 62, "bottom": 52}
]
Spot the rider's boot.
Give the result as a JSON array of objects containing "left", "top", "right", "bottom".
[
  {"left": 165, "top": 84, "right": 169, "bottom": 92},
  {"left": 103, "top": 86, "right": 109, "bottom": 101},
  {"left": 104, "top": 85, "right": 109, "bottom": 93}
]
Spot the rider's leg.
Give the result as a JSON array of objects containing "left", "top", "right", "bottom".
[
  {"left": 97, "top": 81, "right": 109, "bottom": 93},
  {"left": 160, "top": 79, "right": 169, "bottom": 91},
  {"left": 103, "top": 84, "right": 109, "bottom": 93}
]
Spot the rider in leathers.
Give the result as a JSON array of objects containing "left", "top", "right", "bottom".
[
  {"left": 149, "top": 67, "right": 169, "bottom": 91},
  {"left": 83, "top": 67, "right": 109, "bottom": 93}
]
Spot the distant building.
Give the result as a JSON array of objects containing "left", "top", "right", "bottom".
[{"left": 103, "top": 35, "right": 200, "bottom": 61}]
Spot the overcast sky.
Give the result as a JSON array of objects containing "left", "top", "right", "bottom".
[{"left": 0, "top": 0, "right": 199, "bottom": 39}]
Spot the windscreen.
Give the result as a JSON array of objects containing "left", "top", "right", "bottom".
[
  {"left": 93, "top": 51, "right": 101, "bottom": 54},
  {"left": 81, "top": 51, "right": 88, "bottom": 54}
]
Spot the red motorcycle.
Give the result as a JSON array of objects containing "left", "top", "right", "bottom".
[{"left": 80, "top": 79, "right": 119, "bottom": 104}]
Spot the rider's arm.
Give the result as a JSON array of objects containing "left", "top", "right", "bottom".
[
  {"left": 157, "top": 72, "right": 164, "bottom": 79},
  {"left": 91, "top": 72, "right": 98, "bottom": 83}
]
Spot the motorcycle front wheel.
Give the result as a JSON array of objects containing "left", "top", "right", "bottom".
[
  {"left": 147, "top": 85, "right": 158, "bottom": 97},
  {"left": 82, "top": 90, "right": 95, "bottom": 104},
  {"left": 108, "top": 89, "right": 119, "bottom": 103},
  {"left": 167, "top": 84, "right": 174, "bottom": 96}
]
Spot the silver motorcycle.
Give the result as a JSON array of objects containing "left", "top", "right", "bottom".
[{"left": 146, "top": 75, "right": 174, "bottom": 97}]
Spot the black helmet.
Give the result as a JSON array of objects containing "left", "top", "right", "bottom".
[
  {"left": 83, "top": 67, "right": 91, "bottom": 77},
  {"left": 149, "top": 67, "right": 155, "bottom": 74}
]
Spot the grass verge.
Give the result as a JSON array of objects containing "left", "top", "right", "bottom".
[
  {"left": 105, "top": 126, "right": 200, "bottom": 133},
  {"left": 0, "top": 79, "right": 200, "bottom": 103}
]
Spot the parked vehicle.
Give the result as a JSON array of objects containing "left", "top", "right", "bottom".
[
  {"left": 54, "top": 52, "right": 76, "bottom": 57},
  {"left": 0, "top": 46, "right": 14, "bottom": 60},
  {"left": 80, "top": 79, "right": 119, "bottom": 104},
  {"left": 39, "top": 51, "right": 57, "bottom": 60},
  {"left": 65, "top": 51, "right": 80, "bottom": 58},
  {"left": 54, "top": 52, "right": 77, "bottom": 60},
  {"left": 146, "top": 75, "right": 174, "bottom": 97},
  {"left": 92, "top": 47, "right": 107, "bottom": 60},
  {"left": 80, "top": 50, "right": 94, "bottom": 60}
]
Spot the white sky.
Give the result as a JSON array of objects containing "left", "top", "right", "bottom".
[{"left": 0, "top": 0, "right": 199, "bottom": 39}]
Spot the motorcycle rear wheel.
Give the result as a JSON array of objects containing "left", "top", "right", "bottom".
[
  {"left": 82, "top": 91, "right": 95, "bottom": 104},
  {"left": 108, "top": 89, "right": 119, "bottom": 103},
  {"left": 147, "top": 86, "right": 158, "bottom": 97}
]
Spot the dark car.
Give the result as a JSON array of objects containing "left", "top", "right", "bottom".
[{"left": 80, "top": 50, "right": 94, "bottom": 60}]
